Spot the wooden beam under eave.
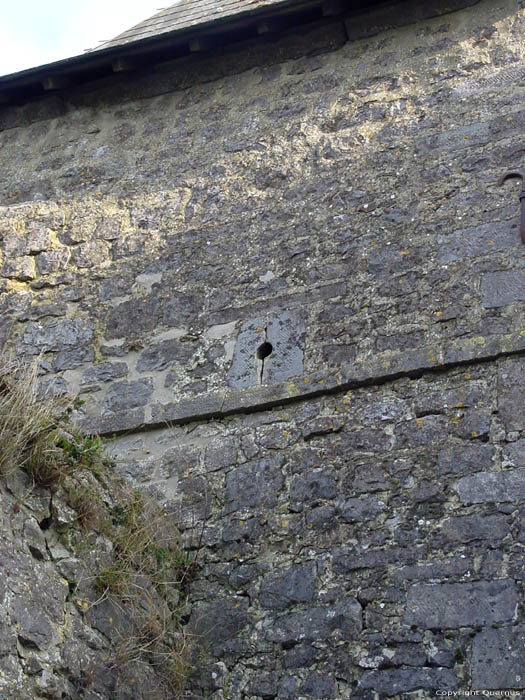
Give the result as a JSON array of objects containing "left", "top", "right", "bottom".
[
  {"left": 256, "top": 17, "right": 286, "bottom": 34},
  {"left": 112, "top": 57, "right": 138, "bottom": 72},
  {"left": 188, "top": 36, "right": 216, "bottom": 52},
  {"left": 42, "top": 75, "right": 72, "bottom": 91},
  {"left": 322, "top": 0, "right": 346, "bottom": 16}
]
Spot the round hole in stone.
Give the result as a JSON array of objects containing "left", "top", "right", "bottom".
[{"left": 256, "top": 342, "right": 273, "bottom": 360}]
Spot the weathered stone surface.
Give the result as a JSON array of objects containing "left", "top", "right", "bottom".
[
  {"left": 340, "top": 494, "right": 385, "bottom": 522},
  {"left": 263, "top": 309, "right": 306, "bottom": 384},
  {"left": 223, "top": 457, "right": 284, "bottom": 513},
  {"left": 439, "top": 513, "right": 510, "bottom": 544},
  {"left": 17, "top": 319, "right": 95, "bottom": 354},
  {"left": 81, "top": 362, "right": 128, "bottom": 385},
  {"left": 227, "top": 317, "right": 266, "bottom": 388},
  {"left": 10, "top": 599, "right": 54, "bottom": 649},
  {"left": 259, "top": 562, "right": 317, "bottom": 610},
  {"left": 104, "top": 295, "right": 161, "bottom": 340},
  {"left": 472, "top": 626, "right": 525, "bottom": 690},
  {"left": 290, "top": 468, "right": 337, "bottom": 503},
  {"left": 190, "top": 598, "right": 249, "bottom": 644},
  {"left": 404, "top": 581, "right": 518, "bottom": 628},
  {"left": 437, "top": 443, "right": 494, "bottom": 475},
  {"left": 438, "top": 221, "right": 518, "bottom": 263},
  {"left": 358, "top": 667, "right": 459, "bottom": 694},
  {"left": 481, "top": 270, "right": 525, "bottom": 308},
  {"left": 136, "top": 338, "right": 193, "bottom": 371},
  {"left": 455, "top": 469, "right": 525, "bottom": 504},
  {"left": 102, "top": 379, "right": 154, "bottom": 414},
  {"left": 499, "top": 357, "right": 525, "bottom": 432},
  {"left": 266, "top": 598, "right": 362, "bottom": 643}
]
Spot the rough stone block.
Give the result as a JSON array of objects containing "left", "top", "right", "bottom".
[
  {"left": 136, "top": 338, "right": 193, "bottom": 371},
  {"left": 259, "top": 562, "right": 317, "bottom": 610},
  {"left": 404, "top": 581, "right": 518, "bottom": 629},
  {"left": 102, "top": 378, "right": 154, "bottom": 414},
  {"left": 190, "top": 598, "right": 249, "bottom": 644},
  {"left": 472, "top": 626, "right": 525, "bottom": 690},
  {"left": 81, "top": 362, "right": 128, "bottom": 385},
  {"left": 439, "top": 513, "right": 509, "bottom": 544},
  {"left": 18, "top": 318, "right": 94, "bottom": 354},
  {"left": 290, "top": 468, "right": 337, "bottom": 503},
  {"left": 263, "top": 309, "right": 306, "bottom": 384},
  {"left": 437, "top": 443, "right": 494, "bottom": 475},
  {"left": 438, "top": 221, "right": 518, "bottom": 263},
  {"left": 503, "top": 439, "right": 525, "bottom": 468},
  {"left": 481, "top": 270, "right": 525, "bottom": 309},
  {"left": 105, "top": 295, "right": 161, "bottom": 340},
  {"left": 340, "top": 494, "right": 385, "bottom": 522},
  {"left": 358, "top": 668, "right": 459, "bottom": 694},
  {"left": 266, "top": 598, "right": 362, "bottom": 643},
  {"left": 395, "top": 416, "right": 448, "bottom": 448},
  {"left": 223, "top": 457, "right": 284, "bottom": 513},
  {"left": 499, "top": 357, "right": 525, "bottom": 432},
  {"left": 455, "top": 469, "right": 525, "bottom": 504}
]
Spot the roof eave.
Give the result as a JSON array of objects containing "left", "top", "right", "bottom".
[{"left": 0, "top": 0, "right": 359, "bottom": 102}]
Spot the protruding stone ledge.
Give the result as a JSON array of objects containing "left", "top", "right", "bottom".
[{"left": 82, "top": 330, "right": 525, "bottom": 436}]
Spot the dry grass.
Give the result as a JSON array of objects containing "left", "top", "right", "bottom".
[
  {"left": 0, "top": 357, "right": 68, "bottom": 480},
  {"left": 0, "top": 357, "right": 195, "bottom": 698}
]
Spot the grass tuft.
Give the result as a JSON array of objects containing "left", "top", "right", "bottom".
[{"left": 0, "top": 358, "right": 194, "bottom": 698}]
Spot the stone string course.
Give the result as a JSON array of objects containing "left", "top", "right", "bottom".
[{"left": 0, "top": 0, "right": 524, "bottom": 696}]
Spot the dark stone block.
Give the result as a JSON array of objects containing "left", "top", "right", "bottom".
[
  {"left": 481, "top": 270, "right": 525, "bottom": 308},
  {"left": 290, "top": 468, "right": 337, "bottom": 503},
  {"left": 105, "top": 295, "right": 160, "bottom": 340},
  {"left": 223, "top": 457, "right": 284, "bottom": 513},
  {"left": 455, "top": 468, "right": 525, "bottom": 504},
  {"left": 472, "top": 626, "right": 525, "bottom": 690},
  {"left": 300, "top": 672, "right": 337, "bottom": 698},
  {"left": 340, "top": 494, "right": 385, "bottom": 522},
  {"left": 81, "top": 362, "right": 128, "bottom": 385},
  {"left": 358, "top": 667, "right": 458, "bottom": 694},
  {"left": 190, "top": 598, "right": 249, "bottom": 644},
  {"left": 53, "top": 346, "right": 94, "bottom": 371},
  {"left": 283, "top": 644, "right": 317, "bottom": 669},
  {"left": 350, "top": 463, "right": 390, "bottom": 494},
  {"left": 11, "top": 599, "right": 54, "bottom": 650},
  {"left": 259, "top": 562, "right": 317, "bottom": 610},
  {"left": 266, "top": 598, "right": 361, "bottom": 643},
  {"left": 102, "top": 378, "right": 154, "bottom": 414},
  {"left": 499, "top": 357, "right": 525, "bottom": 432},
  {"left": 437, "top": 443, "right": 494, "bottom": 475},
  {"left": 395, "top": 416, "right": 448, "bottom": 448},
  {"left": 404, "top": 580, "right": 518, "bottom": 629},
  {"left": 17, "top": 318, "right": 94, "bottom": 354},
  {"left": 205, "top": 438, "right": 237, "bottom": 471},
  {"left": 439, "top": 513, "right": 509, "bottom": 544},
  {"left": 162, "top": 292, "right": 200, "bottom": 326},
  {"left": 136, "top": 338, "right": 194, "bottom": 371},
  {"left": 438, "top": 221, "right": 518, "bottom": 263},
  {"left": 391, "top": 556, "right": 472, "bottom": 584},
  {"left": 332, "top": 546, "right": 413, "bottom": 573}
]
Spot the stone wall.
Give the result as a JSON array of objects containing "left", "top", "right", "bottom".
[
  {"left": 0, "top": 0, "right": 524, "bottom": 696},
  {"left": 107, "top": 354, "right": 525, "bottom": 698}
]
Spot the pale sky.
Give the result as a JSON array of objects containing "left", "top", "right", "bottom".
[{"left": 1, "top": 1, "right": 172, "bottom": 77}]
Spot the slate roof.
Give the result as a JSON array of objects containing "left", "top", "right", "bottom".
[{"left": 95, "top": 0, "right": 294, "bottom": 51}]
